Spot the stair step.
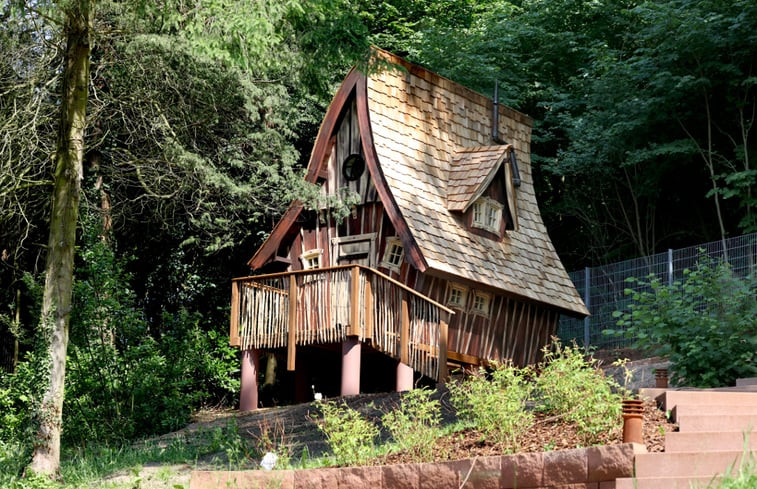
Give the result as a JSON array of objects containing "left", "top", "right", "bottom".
[
  {"left": 616, "top": 475, "right": 722, "bottom": 489},
  {"left": 677, "top": 414, "right": 757, "bottom": 432},
  {"left": 709, "top": 385, "right": 757, "bottom": 392},
  {"left": 737, "top": 377, "right": 757, "bottom": 386},
  {"left": 666, "top": 431, "right": 757, "bottom": 452},
  {"left": 634, "top": 451, "right": 746, "bottom": 478},
  {"left": 672, "top": 403, "right": 757, "bottom": 421},
  {"left": 660, "top": 390, "right": 757, "bottom": 411}
]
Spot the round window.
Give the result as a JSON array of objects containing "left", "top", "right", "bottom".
[{"left": 342, "top": 154, "right": 365, "bottom": 181}]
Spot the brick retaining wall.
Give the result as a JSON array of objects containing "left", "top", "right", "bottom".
[{"left": 190, "top": 443, "right": 645, "bottom": 489}]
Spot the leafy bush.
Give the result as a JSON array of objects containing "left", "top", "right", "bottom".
[
  {"left": 314, "top": 400, "right": 378, "bottom": 466},
  {"left": 62, "top": 226, "right": 240, "bottom": 443},
  {"left": 610, "top": 260, "right": 757, "bottom": 387},
  {"left": 449, "top": 363, "right": 534, "bottom": 451},
  {"left": 381, "top": 387, "right": 441, "bottom": 462},
  {"left": 535, "top": 340, "right": 622, "bottom": 445}
]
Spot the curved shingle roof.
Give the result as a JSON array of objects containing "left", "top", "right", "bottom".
[{"left": 366, "top": 51, "right": 588, "bottom": 317}]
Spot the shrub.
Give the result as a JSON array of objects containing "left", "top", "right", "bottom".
[
  {"left": 381, "top": 387, "right": 441, "bottom": 462},
  {"left": 535, "top": 340, "right": 622, "bottom": 445},
  {"left": 610, "top": 260, "right": 757, "bottom": 387},
  {"left": 315, "top": 400, "right": 379, "bottom": 466},
  {"left": 449, "top": 363, "right": 534, "bottom": 452}
]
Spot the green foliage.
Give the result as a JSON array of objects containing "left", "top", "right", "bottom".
[
  {"left": 314, "top": 400, "right": 379, "bottom": 466},
  {"left": 535, "top": 340, "right": 623, "bottom": 445},
  {"left": 610, "top": 260, "right": 757, "bottom": 388},
  {"left": 449, "top": 363, "right": 534, "bottom": 451},
  {"left": 58, "top": 217, "right": 240, "bottom": 444},
  {"left": 381, "top": 387, "right": 442, "bottom": 462}
]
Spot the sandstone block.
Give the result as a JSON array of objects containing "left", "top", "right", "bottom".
[
  {"left": 418, "top": 461, "right": 458, "bottom": 489},
  {"left": 293, "top": 467, "right": 340, "bottom": 489},
  {"left": 339, "top": 466, "right": 382, "bottom": 488},
  {"left": 543, "top": 448, "right": 588, "bottom": 486},
  {"left": 586, "top": 443, "right": 636, "bottom": 482},
  {"left": 500, "top": 452, "right": 543, "bottom": 488},
  {"left": 382, "top": 463, "right": 420, "bottom": 489}
]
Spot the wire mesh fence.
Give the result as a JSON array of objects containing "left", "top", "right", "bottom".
[{"left": 557, "top": 233, "right": 757, "bottom": 351}]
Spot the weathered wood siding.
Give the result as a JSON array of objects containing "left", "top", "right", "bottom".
[{"left": 414, "top": 275, "right": 559, "bottom": 367}]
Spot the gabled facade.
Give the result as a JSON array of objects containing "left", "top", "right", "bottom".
[{"left": 231, "top": 49, "right": 588, "bottom": 409}]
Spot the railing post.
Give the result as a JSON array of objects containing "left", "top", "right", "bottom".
[
  {"left": 667, "top": 248, "right": 674, "bottom": 286},
  {"left": 287, "top": 276, "right": 297, "bottom": 371},
  {"left": 400, "top": 294, "right": 409, "bottom": 365},
  {"left": 230, "top": 281, "right": 240, "bottom": 347},
  {"left": 438, "top": 316, "right": 448, "bottom": 384},
  {"left": 349, "top": 265, "right": 360, "bottom": 337},
  {"left": 364, "top": 276, "right": 373, "bottom": 340}
]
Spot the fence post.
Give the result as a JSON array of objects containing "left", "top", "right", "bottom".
[
  {"left": 287, "top": 276, "right": 297, "bottom": 371},
  {"left": 583, "top": 267, "right": 591, "bottom": 349},
  {"left": 668, "top": 248, "right": 674, "bottom": 286}
]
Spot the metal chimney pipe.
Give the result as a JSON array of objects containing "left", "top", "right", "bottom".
[{"left": 492, "top": 80, "right": 500, "bottom": 143}]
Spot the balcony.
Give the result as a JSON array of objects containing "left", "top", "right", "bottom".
[{"left": 230, "top": 265, "right": 453, "bottom": 382}]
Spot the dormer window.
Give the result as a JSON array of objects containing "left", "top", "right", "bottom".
[
  {"left": 472, "top": 197, "right": 503, "bottom": 234},
  {"left": 300, "top": 249, "right": 322, "bottom": 270},
  {"left": 381, "top": 237, "right": 404, "bottom": 271}
]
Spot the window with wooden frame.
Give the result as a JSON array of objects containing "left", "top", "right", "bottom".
[
  {"left": 300, "top": 249, "right": 322, "bottom": 270},
  {"left": 471, "top": 291, "right": 492, "bottom": 317},
  {"left": 380, "top": 237, "right": 404, "bottom": 271},
  {"left": 446, "top": 284, "right": 468, "bottom": 309},
  {"left": 472, "top": 197, "right": 503, "bottom": 234}
]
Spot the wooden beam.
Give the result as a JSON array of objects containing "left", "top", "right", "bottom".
[
  {"left": 400, "top": 295, "right": 409, "bottom": 364},
  {"left": 230, "top": 281, "right": 240, "bottom": 347},
  {"left": 438, "top": 317, "right": 448, "bottom": 383},
  {"left": 447, "top": 350, "right": 483, "bottom": 366},
  {"left": 364, "top": 277, "right": 373, "bottom": 340},
  {"left": 349, "top": 266, "right": 360, "bottom": 337},
  {"left": 287, "top": 276, "right": 297, "bottom": 371}
]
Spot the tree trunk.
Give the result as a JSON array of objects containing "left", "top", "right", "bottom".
[{"left": 28, "top": 1, "right": 94, "bottom": 478}]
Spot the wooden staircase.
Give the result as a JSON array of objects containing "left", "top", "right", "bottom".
[{"left": 616, "top": 378, "right": 757, "bottom": 489}]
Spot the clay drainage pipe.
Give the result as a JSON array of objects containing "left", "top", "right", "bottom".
[
  {"left": 622, "top": 399, "right": 644, "bottom": 444},
  {"left": 655, "top": 368, "right": 669, "bottom": 388}
]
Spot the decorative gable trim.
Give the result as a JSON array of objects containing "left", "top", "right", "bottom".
[
  {"left": 248, "top": 67, "right": 427, "bottom": 272},
  {"left": 355, "top": 74, "right": 428, "bottom": 272}
]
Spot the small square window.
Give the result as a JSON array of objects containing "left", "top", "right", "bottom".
[
  {"left": 472, "top": 291, "right": 491, "bottom": 316},
  {"left": 381, "top": 237, "right": 404, "bottom": 271},
  {"left": 446, "top": 284, "right": 468, "bottom": 309},
  {"left": 300, "top": 249, "right": 322, "bottom": 270}
]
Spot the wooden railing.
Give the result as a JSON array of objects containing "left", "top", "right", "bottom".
[{"left": 230, "top": 265, "right": 453, "bottom": 382}]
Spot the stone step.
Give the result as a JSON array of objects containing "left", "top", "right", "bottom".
[
  {"left": 633, "top": 451, "right": 745, "bottom": 478},
  {"left": 677, "top": 414, "right": 757, "bottom": 432},
  {"left": 616, "top": 475, "right": 722, "bottom": 489},
  {"left": 659, "top": 390, "right": 757, "bottom": 411},
  {"left": 672, "top": 403, "right": 757, "bottom": 421},
  {"left": 666, "top": 431, "right": 757, "bottom": 452},
  {"left": 737, "top": 377, "right": 757, "bottom": 386}
]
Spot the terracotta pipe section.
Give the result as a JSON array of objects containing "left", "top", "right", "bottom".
[
  {"left": 622, "top": 399, "right": 644, "bottom": 444},
  {"left": 240, "top": 349, "right": 260, "bottom": 411},
  {"left": 341, "top": 337, "right": 361, "bottom": 396},
  {"left": 655, "top": 368, "right": 669, "bottom": 388}
]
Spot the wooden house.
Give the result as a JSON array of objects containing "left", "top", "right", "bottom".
[{"left": 230, "top": 49, "right": 588, "bottom": 409}]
